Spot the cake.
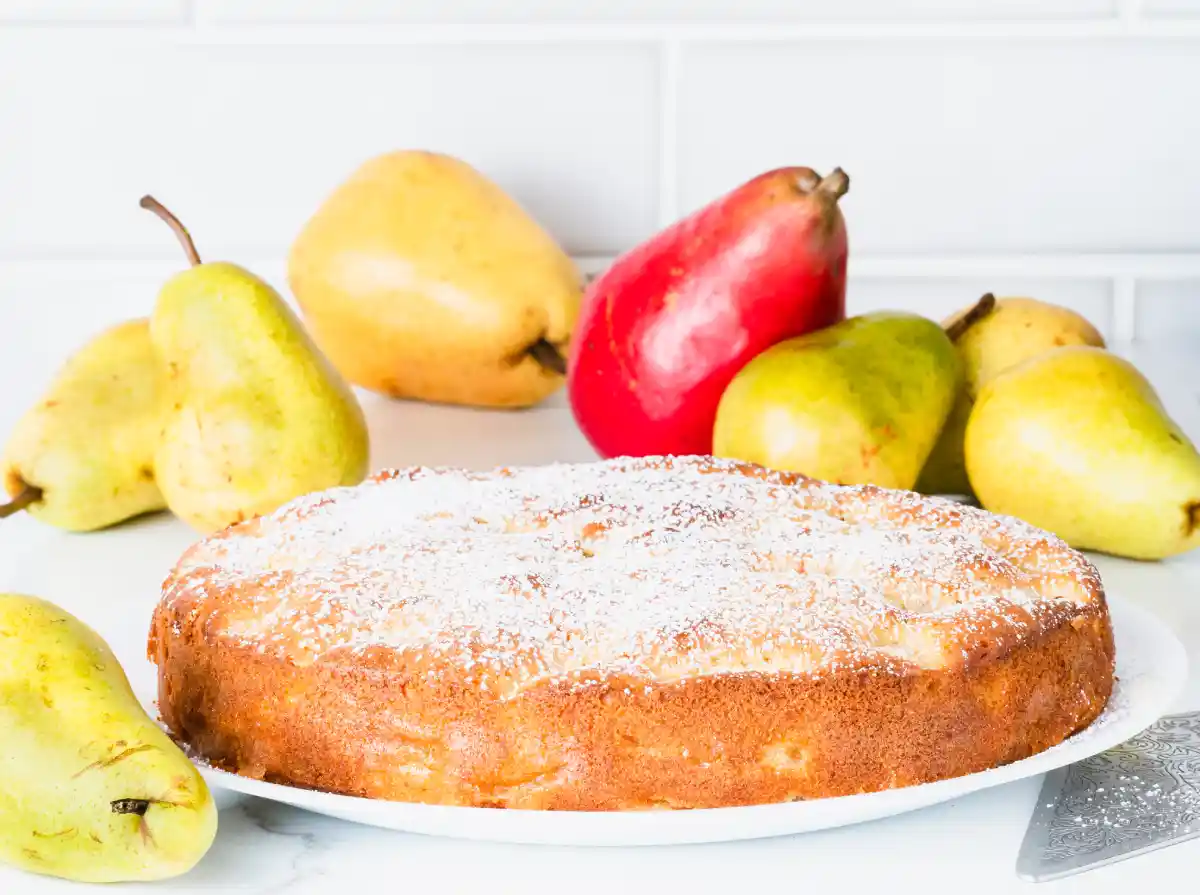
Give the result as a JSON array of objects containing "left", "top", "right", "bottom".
[{"left": 147, "top": 455, "right": 1115, "bottom": 811}]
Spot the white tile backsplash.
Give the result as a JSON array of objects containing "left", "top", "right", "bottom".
[
  {"left": 677, "top": 40, "right": 1200, "bottom": 256},
  {"left": 0, "top": 38, "right": 660, "bottom": 259},
  {"left": 0, "top": 7, "right": 1197, "bottom": 346},
  {"left": 1142, "top": 0, "right": 1200, "bottom": 15},
  {"left": 197, "top": 0, "right": 1116, "bottom": 25},
  {"left": 0, "top": 0, "right": 186, "bottom": 23},
  {"left": 1135, "top": 281, "right": 1200, "bottom": 342},
  {"left": 847, "top": 278, "right": 1114, "bottom": 337}
]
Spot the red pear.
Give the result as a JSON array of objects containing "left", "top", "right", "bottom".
[{"left": 567, "top": 166, "right": 850, "bottom": 459}]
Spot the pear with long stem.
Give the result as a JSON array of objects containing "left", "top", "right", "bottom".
[{"left": 140, "top": 194, "right": 370, "bottom": 534}]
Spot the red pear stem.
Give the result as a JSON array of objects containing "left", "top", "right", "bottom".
[
  {"left": 0, "top": 482, "right": 42, "bottom": 519},
  {"left": 945, "top": 293, "right": 997, "bottom": 343},
  {"left": 816, "top": 167, "right": 850, "bottom": 201},
  {"left": 139, "top": 195, "right": 201, "bottom": 267},
  {"left": 529, "top": 338, "right": 567, "bottom": 376}
]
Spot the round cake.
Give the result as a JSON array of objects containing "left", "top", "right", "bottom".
[{"left": 147, "top": 455, "right": 1115, "bottom": 811}]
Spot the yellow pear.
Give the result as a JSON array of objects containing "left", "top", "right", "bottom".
[
  {"left": 287, "top": 150, "right": 582, "bottom": 408},
  {"left": 1, "top": 319, "right": 165, "bottom": 531},
  {"left": 917, "top": 295, "right": 1106, "bottom": 495},
  {"left": 713, "top": 311, "right": 960, "bottom": 489},
  {"left": 965, "top": 346, "right": 1200, "bottom": 560},
  {"left": 0, "top": 593, "right": 217, "bottom": 883},
  {"left": 141, "top": 196, "right": 370, "bottom": 534}
]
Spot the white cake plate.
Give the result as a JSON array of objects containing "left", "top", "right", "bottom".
[{"left": 188, "top": 593, "right": 1185, "bottom": 847}]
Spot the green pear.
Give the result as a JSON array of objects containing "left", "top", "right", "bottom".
[
  {"left": 914, "top": 388, "right": 976, "bottom": 495},
  {"left": 0, "top": 593, "right": 217, "bottom": 883},
  {"left": 712, "top": 311, "right": 960, "bottom": 489},
  {"left": 965, "top": 346, "right": 1200, "bottom": 560},
  {"left": 140, "top": 196, "right": 370, "bottom": 534},
  {"left": 917, "top": 294, "right": 1106, "bottom": 496},
  {"left": 1, "top": 319, "right": 166, "bottom": 531}
]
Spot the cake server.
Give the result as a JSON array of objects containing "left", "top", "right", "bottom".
[{"left": 1016, "top": 710, "right": 1200, "bottom": 881}]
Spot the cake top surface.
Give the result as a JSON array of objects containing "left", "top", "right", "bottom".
[{"left": 159, "top": 456, "right": 1105, "bottom": 697}]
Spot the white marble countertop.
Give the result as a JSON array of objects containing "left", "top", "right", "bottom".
[{"left": 1, "top": 341, "right": 1198, "bottom": 895}]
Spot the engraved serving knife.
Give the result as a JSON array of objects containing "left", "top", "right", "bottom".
[{"left": 1016, "top": 711, "right": 1200, "bottom": 881}]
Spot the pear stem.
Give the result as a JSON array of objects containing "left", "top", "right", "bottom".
[
  {"left": 945, "top": 293, "right": 997, "bottom": 343},
  {"left": 816, "top": 168, "right": 850, "bottom": 200},
  {"left": 111, "top": 799, "right": 150, "bottom": 817},
  {"left": 1186, "top": 501, "right": 1200, "bottom": 537},
  {"left": 0, "top": 482, "right": 42, "bottom": 519},
  {"left": 529, "top": 339, "right": 567, "bottom": 376},
  {"left": 139, "top": 195, "right": 201, "bottom": 267}
]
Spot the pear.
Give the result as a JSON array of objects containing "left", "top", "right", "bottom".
[
  {"left": 712, "top": 311, "right": 960, "bottom": 489},
  {"left": 917, "top": 294, "right": 1106, "bottom": 496},
  {"left": 287, "top": 150, "right": 583, "bottom": 409},
  {"left": 1, "top": 319, "right": 165, "bottom": 531},
  {"left": 965, "top": 346, "right": 1200, "bottom": 560},
  {"left": 0, "top": 593, "right": 217, "bottom": 883},
  {"left": 140, "top": 196, "right": 370, "bottom": 534},
  {"left": 914, "top": 391, "right": 977, "bottom": 496}
]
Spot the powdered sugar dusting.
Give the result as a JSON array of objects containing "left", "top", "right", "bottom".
[{"left": 159, "top": 456, "right": 1104, "bottom": 695}]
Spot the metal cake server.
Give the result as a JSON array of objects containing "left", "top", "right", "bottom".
[{"left": 1017, "top": 711, "right": 1200, "bottom": 882}]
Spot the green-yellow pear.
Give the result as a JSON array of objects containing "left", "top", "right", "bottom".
[
  {"left": 140, "top": 196, "right": 370, "bottom": 534},
  {"left": 1, "top": 319, "right": 165, "bottom": 531},
  {"left": 713, "top": 311, "right": 960, "bottom": 490},
  {"left": 917, "top": 294, "right": 1106, "bottom": 495},
  {"left": 0, "top": 593, "right": 217, "bottom": 883},
  {"left": 287, "top": 150, "right": 583, "bottom": 409},
  {"left": 965, "top": 346, "right": 1200, "bottom": 560}
]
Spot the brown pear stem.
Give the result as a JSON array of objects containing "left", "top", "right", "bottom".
[
  {"left": 1186, "top": 501, "right": 1200, "bottom": 537},
  {"left": 0, "top": 482, "right": 42, "bottom": 519},
  {"left": 111, "top": 799, "right": 150, "bottom": 817},
  {"left": 529, "top": 339, "right": 567, "bottom": 376},
  {"left": 816, "top": 167, "right": 850, "bottom": 201},
  {"left": 945, "top": 293, "right": 997, "bottom": 343},
  {"left": 139, "top": 195, "right": 201, "bottom": 267}
]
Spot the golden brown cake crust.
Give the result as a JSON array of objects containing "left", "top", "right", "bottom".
[{"left": 148, "top": 456, "right": 1114, "bottom": 810}]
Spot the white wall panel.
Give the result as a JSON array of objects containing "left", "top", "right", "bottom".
[
  {"left": 1141, "top": 0, "right": 1200, "bottom": 16},
  {"left": 1136, "top": 281, "right": 1200, "bottom": 342},
  {"left": 196, "top": 0, "right": 1115, "bottom": 25},
  {"left": 677, "top": 40, "right": 1200, "bottom": 255},
  {"left": 0, "top": 0, "right": 186, "bottom": 23},
  {"left": 846, "top": 278, "right": 1114, "bottom": 337},
  {"left": 0, "top": 38, "right": 660, "bottom": 259},
  {"left": 0, "top": 6, "right": 1196, "bottom": 353}
]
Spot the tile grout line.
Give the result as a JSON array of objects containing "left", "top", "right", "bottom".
[
  {"left": 5, "top": 20, "right": 1200, "bottom": 43},
  {"left": 189, "top": 0, "right": 217, "bottom": 32},
  {"left": 1, "top": 254, "right": 1199, "bottom": 279},
  {"left": 1121, "top": 0, "right": 1145, "bottom": 26},
  {"left": 1113, "top": 276, "right": 1139, "bottom": 342},
  {"left": 657, "top": 38, "right": 681, "bottom": 229}
]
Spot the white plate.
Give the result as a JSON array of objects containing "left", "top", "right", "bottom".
[{"left": 191, "top": 593, "right": 1186, "bottom": 847}]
